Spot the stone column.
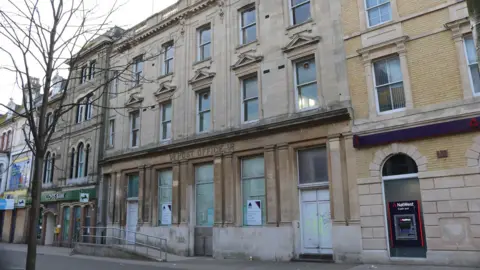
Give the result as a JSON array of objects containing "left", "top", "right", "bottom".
[
  {"left": 138, "top": 166, "right": 145, "bottom": 224},
  {"left": 114, "top": 172, "right": 122, "bottom": 224},
  {"left": 362, "top": 53, "right": 376, "bottom": 118},
  {"left": 345, "top": 135, "right": 360, "bottom": 223},
  {"left": 91, "top": 203, "right": 97, "bottom": 243},
  {"left": 213, "top": 155, "right": 223, "bottom": 226},
  {"left": 68, "top": 206, "right": 74, "bottom": 245},
  {"left": 328, "top": 137, "right": 346, "bottom": 223},
  {"left": 121, "top": 173, "right": 127, "bottom": 227},
  {"left": 59, "top": 205, "right": 64, "bottom": 245},
  {"left": 171, "top": 162, "right": 181, "bottom": 225},
  {"left": 180, "top": 161, "right": 189, "bottom": 224},
  {"left": 278, "top": 144, "right": 292, "bottom": 223},
  {"left": 265, "top": 145, "right": 278, "bottom": 225},
  {"left": 108, "top": 172, "right": 116, "bottom": 225},
  {"left": 80, "top": 205, "right": 85, "bottom": 242},
  {"left": 144, "top": 166, "right": 152, "bottom": 223},
  {"left": 223, "top": 154, "right": 234, "bottom": 225}
]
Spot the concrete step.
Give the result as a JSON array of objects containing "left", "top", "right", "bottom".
[{"left": 292, "top": 254, "right": 334, "bottom": 263}]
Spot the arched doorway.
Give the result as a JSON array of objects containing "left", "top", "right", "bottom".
[
  {"left": 382, "top": 154, "right": 426, "bottom": 258},
  {"left": 44, "top": 213, "right": 55, "bottom": 246}
]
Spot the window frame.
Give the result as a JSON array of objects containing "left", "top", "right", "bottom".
[
  {"left": 240, "top": 6, "right": 257, "bottom": 45},
  {"left": 127, "top": 174, "right": 140, "bottom": 199},
  {"left": 196, "top": 90, "right": 211, "bottom": 133},
  {"left": 160, "top": 102, "right": 172, "bottom": 141},
  {"left": 372, "top": 55, "right": 406, "bottom": 115},
  {"left": 77, "top": 99, "right": 85, "bottom": 123},
  {"left": 296, "top": 146, "right": 330, "bottom": 188},
  {"left": 293, "top": 56, "right": 319, "bottom": 111},
  {"left": 198, "top": 25, "right": 212, "bottom": 61},
  {"left": 463, "top": 35, "right": 480, "bottom": 97},
  {"left": 108, "top": 119, "right": 115, "bottom": 147},
  {"left": 130, "top": 110, "right": 140, "bottom": 148},
  {"left": 111, "top": 71, "right": 119, "bottom": 97},
  {"left": 241, "top": 156, "right": 266, "bottom": 226},
  {"left": 88, "top": 60, "right": 96, "bottom": 80},
  {"left": 80, "top": 65, "right": 88, "bottom": 84},
  {"left": 158, "top": 169, "right": 173, "bottom": 226},
  {"left": 133, "top": 55, "right": 144, "bottom": 87},
  {"left": 76, "top": 143, "right": 85, "bottom": 178},
  {"left": 163, "top": 42, "right": 174, "bottom": 75},
  {"left": 289, "top": 0, "right": 311, "bottom": 26},
  {"left": 241, "top": 76, "right": 260, "bottom": 123},
  {"left": 364, "top": 0, "right": 392, "bottom": 28}
]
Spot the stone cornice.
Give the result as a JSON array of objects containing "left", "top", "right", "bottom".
[
  {"left": 115, "top": 0, "right": 217, "bottom": 53},
  {"left": 100, "top": 108, "right": 351, "bottom": 164}
]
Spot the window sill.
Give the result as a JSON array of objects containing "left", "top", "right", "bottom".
[
  {"left": 366, "top": 19, "right": 394, "bottom": 32},
  {"left": 158, "top": 73, "right": 174, "bottom": 80},
  {"left": 298, "top": 182, "right": 329, "bottom": 189},
  {"left": 286, "top": 18, "right": 313, "bottom": 32},
  {"left": 377, "top": 107, "right": 406, "bottom": 116},
  {"left": 193, "top": 57, "right": 212, "bottom": 67},
  {"left": 296, "top": 106, "right": 320, "bottom": 113},
  {"left": 236, "top": 40, "right": 258, "bottom": 50}
]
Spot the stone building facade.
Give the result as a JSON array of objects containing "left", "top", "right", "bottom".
[
  {"left": 100, "top": 0, "right": 359, "bottom": 261},
  {"left": 36, "top": 28, "right": 124, "bottom": 246},
  {"left": 342, "top": 0, "right": 480, "bottom": 266}
]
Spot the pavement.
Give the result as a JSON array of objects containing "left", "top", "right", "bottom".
[{"left": 0, "top": 243, "right": 478, "bottom": 270}]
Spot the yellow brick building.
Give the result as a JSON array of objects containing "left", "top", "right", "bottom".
[{"left": 341, "top": 0, "right": 480, "bottom": 266}]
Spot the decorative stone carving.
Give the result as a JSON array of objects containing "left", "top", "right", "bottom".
[
  {"left": 282, "top": 34, "right": 321, "bottom": 53},
  {"left": 231, "top": 53, "right": 263, "bottom": 70}
]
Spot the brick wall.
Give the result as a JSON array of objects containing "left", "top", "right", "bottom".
[
  {"left": 397, "top": 0, "right": 447, "bottom": 18},
  {"left": 347, "top": 57, "right": 369, "bottom": 119},
  {"left": 341, "top": 0, "right": 361, "bottom": 36},
  {"left": 359, "top": 180, "right": 387, "bottom": 250},
  {"left": 407, "top": 31, "right": 463, "bottom": 108},
  {"left": 403, "top": 9, "right": 448, "bottom": 37}
]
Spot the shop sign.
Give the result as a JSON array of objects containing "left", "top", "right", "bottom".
[
  {"left": 41, "top": 188, "right": 96, "bottom": 202},
  {"left": 0, "top": 199, "right": 15, "bottom": 210},
  {"left": 79, "top": 193, "right": 89, "bottom": 203},
  {"left": 17, "top": 198, "right": 26, "bottom": 208},
  {"left": 169, "top": 143, "right": 235, "bottom": 162},
  {"left": 3, "top": 189, "right": 28, "bottom": 208}
]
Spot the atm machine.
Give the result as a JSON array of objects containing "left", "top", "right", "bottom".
[{"left": 387, "top": 201, "right": 425, "bottom": 250}]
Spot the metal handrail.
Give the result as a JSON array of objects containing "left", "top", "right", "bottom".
[{"left": 72, "top": 226, "right": 168, "bottom": 261}]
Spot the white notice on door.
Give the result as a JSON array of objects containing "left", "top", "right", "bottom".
[
  {"left": 161, "top": 203, "right": 172, "bottom": 225},
  {"left": 246, "top": 200, "right": 262, "bottom": 226}
]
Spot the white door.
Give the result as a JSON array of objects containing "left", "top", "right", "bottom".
[
  {"left": 300, "top": 189, "right": 332, "bottom": 254},
  {"left": 126, "top": 202, "right": 138, "bottom": 244},
  {"left": 45, "top": 214, "right": 55, "bottom": 245}
]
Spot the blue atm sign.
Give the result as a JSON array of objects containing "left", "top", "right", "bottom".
[{"left": 0, "top": 199, "right": 15, "bottom": 210}]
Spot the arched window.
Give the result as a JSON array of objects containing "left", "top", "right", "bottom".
[
  {"left": 43, "top": 152, "right": 55, "bottom": 184},
  {"left": 85, "top": 144, "right": 90, "bottom": 177},
  {"left": 0, "top": 163, "right": 4, "bottom": 187},
  {"left": 70, "top": 148, "right": 75, "bottom": 179},
  {"left": 381, "top": 154, "right": 425, "bottom": 258},
  {"left": 76, "top": 143, "right": 85, "bottom": 178},
  {"left": 6, "top": 130, "right": 11, "bottom": 149},
  {"left": 382, "top": 154, "right": 418, "bottom": 178},
  {"left": 1, "top": 133, "right": 5, "bottom": 150}
]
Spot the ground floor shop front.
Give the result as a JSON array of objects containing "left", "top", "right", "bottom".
[
  {"left": 1, "top": 190, "right": 29, "bottom": 244},
  {"left": 38, "top": 188, "right": 97, "bottom": 246},
  {"left": 354, "top": 126, "right": 480, "bottom": 266},
  {"left": 102, "top": 117, "right": 363, "bottom": 262}
]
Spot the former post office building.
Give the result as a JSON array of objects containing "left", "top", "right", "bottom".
[{"left": 100, "top": 0, "right": 359, "bottom": 261}]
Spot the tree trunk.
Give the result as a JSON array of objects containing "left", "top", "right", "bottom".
[
  {"left": 25, "top": 152, "right": 44, "bottom": 270},
  {"left": 467, "top": 0, "right": 480, "bottom": 61}
]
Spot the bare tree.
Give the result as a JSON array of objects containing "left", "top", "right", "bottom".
[
  {"left": 467, "top": 0, "right": 480, "bottom": 61},
  {"left": 0, "top": 1, "right": 124, "bottom": 269}
]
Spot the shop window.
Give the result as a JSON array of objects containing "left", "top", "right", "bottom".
[
  {"left": 297, "top": 147, "right": 328, "bottom": 185},
  {"left": 242, "top": 156, "right": 266, "bottom": 226},
  {"left": 382, "top": 154, "right": 426, "bottom": 258},
  {"left": 295, "top": 57, "right": 319, "bottom": 110},
  {"left": 158, "top": 170, "right": 173, "bottom": 225},
  {"left": 62, "top": 207, "right": 70, "bottom": 242},
  {"left": 290, "top": 0, "right": 311, "bottom": 25},
  {"left": 83, "top": 206, "right": 91, "bottom": 242},
  {"left": 73, "top": 206, "right": 81, "bottom": 241},
  {"left": 195, "top": 164, "right": 214, "bottom": 226},
  {"left": 127, "top": 174, "right": 139, "bottom": 198}
]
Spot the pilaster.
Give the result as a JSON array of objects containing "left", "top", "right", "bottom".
[
  {"left": 223, "top": 154, "right": 234, "bottom": 225},
  {"left": 172, "top": 161, "right": 181, "bottom": 225},
  {"left": 214, "top": 154, "right": 223, "bottom": 226},
  {"left": 265, "top": 145, "right": 278, "bottom": 225}
]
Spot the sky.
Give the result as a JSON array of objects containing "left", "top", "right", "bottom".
[{"left": 0, "top": 0, "right": 177, "bottom": 112}]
